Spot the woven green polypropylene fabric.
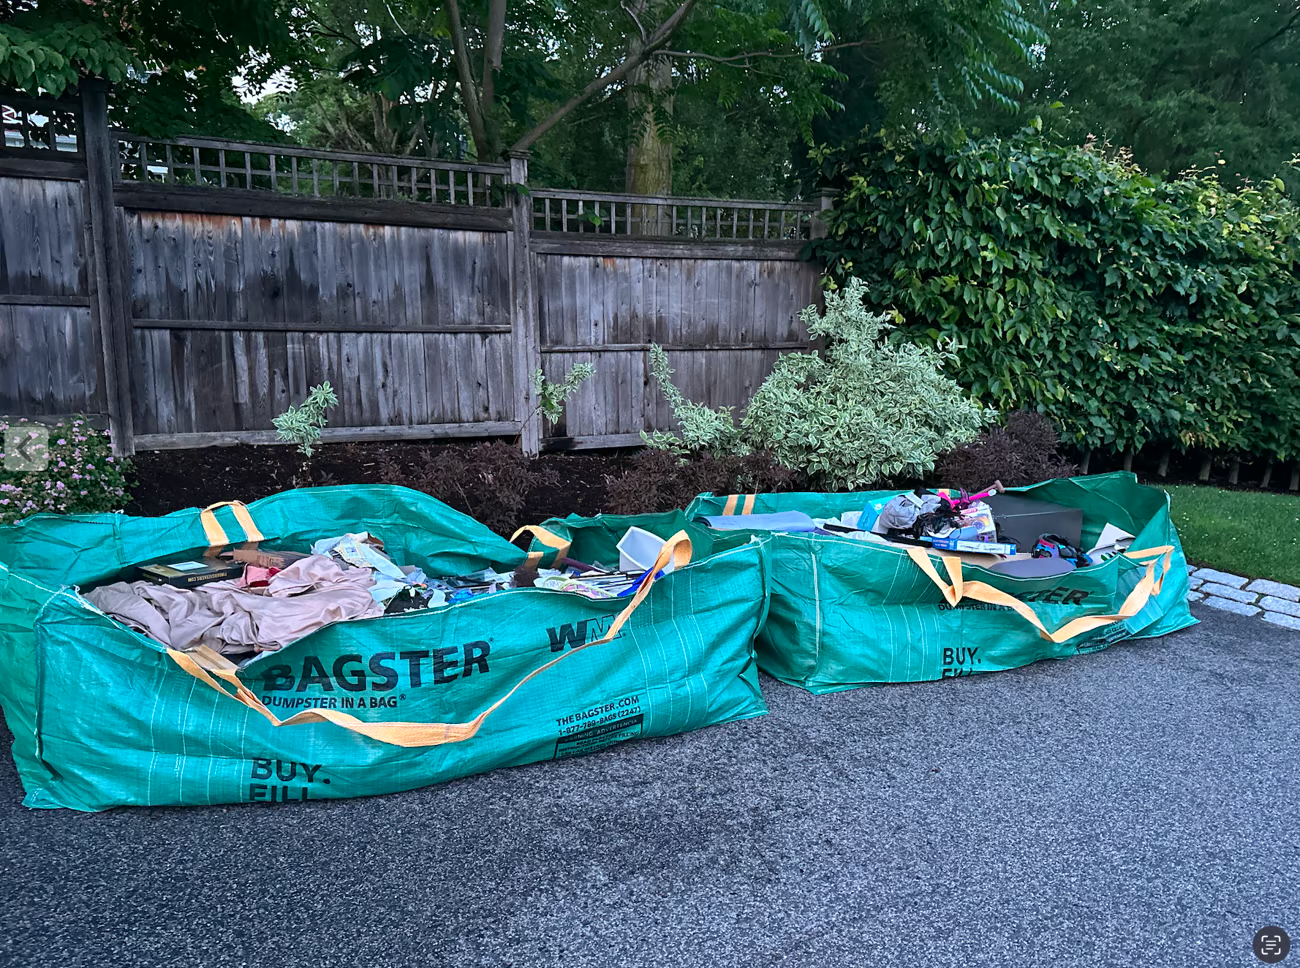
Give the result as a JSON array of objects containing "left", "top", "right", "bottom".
[
  {"left": 0, "top": 486, "right": 769, "bottom": 811},
  {"left": 685, "top": 473, "right": 1196, "bottom": 694}
]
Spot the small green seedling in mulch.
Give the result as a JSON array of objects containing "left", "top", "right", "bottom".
[
  {"left": 273, "top": 382, "right": 339, "bottom": 484},
  {"left": 528, "top": 364, "right": 595, "bottom": 432}
]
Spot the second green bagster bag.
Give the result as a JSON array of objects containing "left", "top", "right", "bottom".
[
  {"left": 0, "top": 486, "right": 770, "bottom": 811},
  {"left": 685, "top": 472, "right": 1196, "bottom": 694}
]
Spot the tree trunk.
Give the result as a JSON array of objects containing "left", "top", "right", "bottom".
[
  {"left": 1079, "top": 450, "right": 1091, "bottom": 475},
  {"left": 1198, "top": 456, "right": 1213, "bottom": 481},
  {"left": 1290, "top": 465, "right": 1300, "bottom": 492},
  {"left": 1157, "top": 449, "right": 1171, "bottom": 477},
  {"left": 445, "top": 0, "right": 491, "bottom": 159},
  {"left": 480, "top": 0, "right": 508, "bottom": 158},
  {"left": 370, "top": 94, "right": 400, "bottom": 155},
  {"left": 626, "top": 56, "right": 673, "bottom": 196},
  {"left": 1122, "top": 450, "right": 1134, "bottom": 472},
  {"left": 1228, "top": 458, "right": 1240, "bottom": 486},
  {"left": 626, "top": 4, "right": 674, "bottom": 235},
  {"left": 1260, "top": 457, "right": 1274, "bottom": 489}
]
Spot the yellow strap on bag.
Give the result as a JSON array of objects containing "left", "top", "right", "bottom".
[
  {"left": 167, "top": 529, "right": 694, "bottom": 748},
  {"left": 904, "top": 544, "right": 1175, "bottom": 644},
  {"left": 199, "top": 501, "right": 265, "bottom": 548},
  {"left": 510, "top": 523, "right": 572, "bottom": 568},
  {"left": 721, "top": 494, "right": 757, "bottom": 516}
]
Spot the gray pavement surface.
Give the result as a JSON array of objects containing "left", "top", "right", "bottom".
[{"left": 1, "top": 606, "right": 1297, "bottom": 968}]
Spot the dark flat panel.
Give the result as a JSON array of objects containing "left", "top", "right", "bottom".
[
  {"left": 0, "top": 294, "right": 91, "bottom": 307},
  {"left": 131, "top": 318, "right": 511, "bottom": 334},
  {"left": 133, "top": 422, "right": 520, "bottom": 450},
  {"left": 115, "top": 183, "right": 514, "bottom": 232},
  {"left": 0, "top": 178, "right": 89, "bottom": 298},
  {"left": 531, "top": 235, "right": 808, "bottom": 261},
  {"left": 0, "top": 157, "right": 86, "bottom": 180},
  {"left": 543, "top": 433, "right": 644, "bottom": 451}
]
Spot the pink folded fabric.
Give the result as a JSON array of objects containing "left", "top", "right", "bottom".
[
  {"left": 238, "top": 565, "right": 277, "bottom": 588},
  {"left": 86, "top": 555, "right": 383, "bottom": 655}
]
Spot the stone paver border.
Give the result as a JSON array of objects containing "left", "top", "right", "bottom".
[{"left": 1188, "top": 567, "right": 1300, "bottom": 631}]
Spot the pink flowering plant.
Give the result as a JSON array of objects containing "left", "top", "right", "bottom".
[{"left": 0, "top": 416, "right": 131, "bottom": 525}]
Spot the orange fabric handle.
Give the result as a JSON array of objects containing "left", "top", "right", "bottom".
[
  {"left": 199, "top": 501, "right": 265, "bottom": 548},
  {"left": 511, "top": 524, "right": 572, "bottom": 568},
  {"left": 905, "top": 545, "right": 1175, "bottom": 643},
  {"left": 167, "top": 531, "right": 694, "bottom": 747},
  {"left": 721, "top": 494, "right": 756, "bottom": 516}
]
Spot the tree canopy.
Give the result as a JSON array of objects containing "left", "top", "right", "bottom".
[
  {"left": 0, "top": 0, "right": 299, "bottom": 139},
  {"left": 2, "top": 0, "right": 1052, "bottom": 196},
  {"left": 12, "top": 0, "right": 1297, "bottom": 200},
  {"left": 254, "top": 0, "right": 1049, "bottom": 195},
  {"left": 969, "top": 0, "right": 1300, "bottom": 189}
]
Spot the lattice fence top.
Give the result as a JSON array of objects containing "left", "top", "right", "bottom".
[
  {"left": 114, "top": 133, "right": 512, "bottom": 208},
  {"left": 1, "top": 93, "right": 81, "bottom": 156},
  {"left": 0, "top": 97, "right": 814, "bottom": 233},
  {"left": 531, "top": 189, "right": 816, "bottom": 240}
]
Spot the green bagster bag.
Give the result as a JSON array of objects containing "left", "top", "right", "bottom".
[
  {"left": 685, "top": 472, "right": 1196, "bottom": 694},
  {"left": 0, "top": 486, "right": 769, "bottom": 811}
]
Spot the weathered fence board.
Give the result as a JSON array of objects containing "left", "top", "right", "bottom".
[
  {"left": 0, "top": 171, "right": 110, "bottom": 420},
  {"left": 119, "top": 207, "right": 520, "bottom": 442},
  {"left": 537, "top": 253, "right": 819, "bottom": 443},
  {"left": 1, "top": 86, "right": 824, "bottom": 454},
  {"left": 0, "top": 177, "right": 89, "bottom": 299},
  {"left": 129, "top": 328, "right": 515, "bottom": 436},
  {"left": 533, "top": 254, "right": 813, "bottom": 346},
  {"left": 0, "top": 303, "right": 103, "bottom": 416},
  {"left": 123, "top": 212, "right": 513, "bottom": 331}
]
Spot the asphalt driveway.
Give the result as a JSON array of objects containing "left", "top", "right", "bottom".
[{"left": 1, "top": 606, "right": 1296, "bottom": 968}]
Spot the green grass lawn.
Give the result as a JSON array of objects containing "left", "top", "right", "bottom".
[{"left": 1163, "top": 484, "right": 1300, "bottom": 585}]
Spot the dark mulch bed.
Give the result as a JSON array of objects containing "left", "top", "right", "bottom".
[
  {"left": 123, "top": 437, "right": 1298, "bottom": 539},
  {"left": 125, "top": 441, "right": 635, "bottom": 529}
]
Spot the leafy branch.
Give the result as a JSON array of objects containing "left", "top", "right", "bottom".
[{"left": 272, "top": 382, "right": 338, "bottom": 458}]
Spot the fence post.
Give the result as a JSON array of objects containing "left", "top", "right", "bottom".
[
  {"left": 810, "top": 189, "right": 835, "bottom": 239},
  {"left": 509, "top": 150, "right": 541, "bottom": 456},
  {"left": 80, "top": 81, "right": 135, "bottom": 456}
]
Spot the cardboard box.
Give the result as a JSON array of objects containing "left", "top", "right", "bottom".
[
  {"left": 929, "top": 537, "right": 1017, "bottom": 556},
  {"left": 232, "top": 547, "right": 311, "bottom": 570}
]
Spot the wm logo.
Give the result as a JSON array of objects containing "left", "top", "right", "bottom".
[{"left": 546, "top": 615, "right": 621, "bottom": 653}]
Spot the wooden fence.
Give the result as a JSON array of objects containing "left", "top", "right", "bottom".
[{"left": 0, "top": 84, "right": 826, "bottom": 455}]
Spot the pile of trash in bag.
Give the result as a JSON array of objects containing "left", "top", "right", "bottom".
[
  {"left": 685, "top": 472, "right": 1195, "bottom": 693},
  {"left": 83, "top": 525, "right": 676, "bottom": 661},
  {"left": 701, "top": 480, "right": 1137, "bottom": 578}
]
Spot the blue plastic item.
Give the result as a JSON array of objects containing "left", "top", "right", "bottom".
[{"left": 702, "top": 511, "right": 818, "bottom": 533}]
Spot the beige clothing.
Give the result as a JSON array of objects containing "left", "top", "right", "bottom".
[{"left": 86, "top": 555, "right": 383, "bottom": 655}]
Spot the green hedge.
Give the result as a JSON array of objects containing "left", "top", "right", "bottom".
[{"left": 809, "top": 126, "right": 1300, "bottom": 465}]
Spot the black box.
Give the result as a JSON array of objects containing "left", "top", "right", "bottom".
[
  {"left": 985, "top": 494, "right": 1083, "bottom": 550},
  {"left": 136, "top": 558, "right": 245, "bottom": 588}
]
